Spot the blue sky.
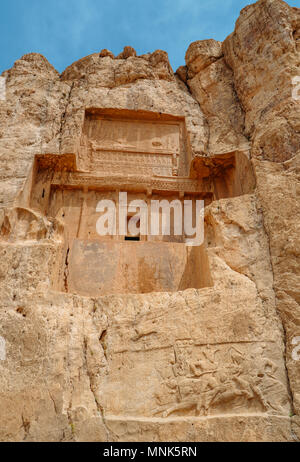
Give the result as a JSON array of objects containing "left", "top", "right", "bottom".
[{"left": 0, "top": 0, "right": 297, "bottom": 74}]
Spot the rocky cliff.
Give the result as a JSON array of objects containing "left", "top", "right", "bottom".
[{"left": 0, "top": 0, "right": 299, "bottom": 442}]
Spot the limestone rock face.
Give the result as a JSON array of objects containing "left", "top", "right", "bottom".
[
  {"left": 185, "top": 39, "right": 223, "bottom": 79},
  {"left": 117, "top": 46, "right": 137, "bottom": 59},
  {"left": 223, "top": 0, "right": 300, "bottom": 162},
  {"left": 187, "top": 55, "right": 249, "bottom": 154},
  {"left": 99, "top": 49, "right": 115, "bottom": 59},
  {"left": 0, "top": 0, "right": 299, "bottom": 442}
]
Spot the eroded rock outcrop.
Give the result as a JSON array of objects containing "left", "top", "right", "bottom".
[{"left": 223, "top": 0, "right": 300, "bottom": 162}]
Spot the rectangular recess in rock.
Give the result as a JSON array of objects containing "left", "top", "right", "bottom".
[
  {"left": 18, "top": 109, "right": 218, "bottom": 296},
  {"left": 79, "top": 108, "right": 192, "bottom": 177}
]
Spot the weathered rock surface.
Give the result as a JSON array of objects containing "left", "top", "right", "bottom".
[
  {"left": 223, "top": 0, "right": 300, "bottom": 162},
  {"left": 185, "top": 39, "right": 223, "bottom": 79},
  {"left": 187, "top": 56, "right": 249, "bottom": 154},
  {"left": 0, "top": 0, "right": 299, "bottom": 442}
]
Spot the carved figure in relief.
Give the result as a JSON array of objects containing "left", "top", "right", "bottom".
[
  {"left": 154, "top": 342, "right": 286, "bottom": 418},
  {"left": 172, "top": 340, "right": 193, "bottom": 377},
  {"left": 188, "top": 345, "right": 219, "bottom": 378},
  {"left": 244, "top": 347, "right": 288, "bottom": 414},
  {"left": 210, "top": 372, "right": 268, "bottom": 412},
  {"left": 154, "top": 376, "right": 178, "bottom": 407},
  {"left": 153, "top": 364, "right": 180, "bottom": 409},
  {"left": 86, "top": 118, "right": 181, "bottom": 156}
]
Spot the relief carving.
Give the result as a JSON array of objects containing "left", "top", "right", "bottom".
[
  {"left": 80, "top": 112, "right": 188, "bottom": 177},
  {"left": 85, "top": 119, "right": 180, "bottom": 154},
  {"left": 153, "top": 342, "right": 289, "bottom": 418}
]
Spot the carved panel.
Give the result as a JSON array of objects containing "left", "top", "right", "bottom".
[
  {"left": 89, "top": 151, "right": 174, "bottom": 177},
  {"left": 152, "top": 341, "right": 289, "bottom": 418},
  {"left": 85, "top": 118, "right": 180, "bottom": 154},
  {"left": 50, "top": 172, "right": 211, "bottom": 195},
  {"left": 79, "top": 112, "right": 189, "bottom": 177}
]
